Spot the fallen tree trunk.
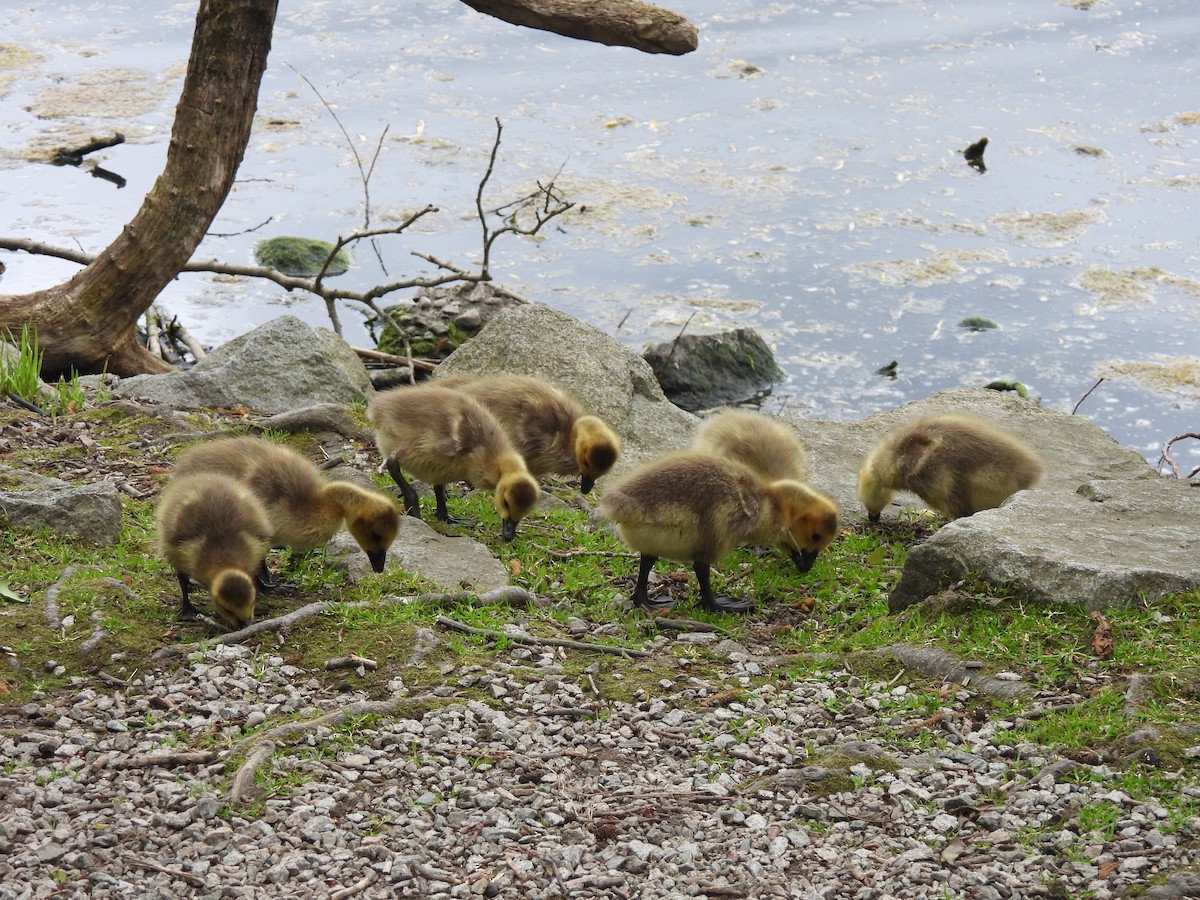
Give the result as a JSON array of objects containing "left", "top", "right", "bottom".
[{"left": 461, "top": 0, "right": 698, "bottom": 55}]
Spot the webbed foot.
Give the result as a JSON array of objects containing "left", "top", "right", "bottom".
[
  {"left": 634, "top": 593, "right": 675, "bottom": 612},
  {"left": 701, "top": 595, "right": 754, "bottom": 614}
]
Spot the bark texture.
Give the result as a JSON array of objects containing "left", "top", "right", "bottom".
[
  {"left": 0, "top": 0, "right": 279, "bottom": 377},
  {"left": 461, "top": 0, "right": 698, "bottom": 55},
  {"left": 0, "top": 0, "right": 693, "bottom": 378}
]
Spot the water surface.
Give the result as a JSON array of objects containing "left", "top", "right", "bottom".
[{"left": 2, "top": 0, "right": 1198, "bottom": 468}]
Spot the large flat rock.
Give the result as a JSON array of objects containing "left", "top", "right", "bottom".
[
  {"left": 328, "top": 516, "right": 510, "bottom": 594},
  {"left": 778, "top": 388, "right": 1196, "bottom": 611},
  {"left": 889, "top": 478, "right": 1200, "bottom": 611}
]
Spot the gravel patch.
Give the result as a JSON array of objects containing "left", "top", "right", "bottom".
[{"left": 2, "top": 641, "right": 1198, "bottom": 899}]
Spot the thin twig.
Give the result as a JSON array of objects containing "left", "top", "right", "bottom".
[
  {"left": 325, "top": 654, "right": 378, "bottom": 671},
  {"left": 110, "top": 751, "right": 218, "bottom": 769},
  {"left": 531, "top": 543, "right": 637, "bottom": 559},
  {"left": 145, "top": 309, "right": 162, "bottom": 360},
  {"left": 350, "top": 346, "right": 437, "bottom": 371},
  {"left": 154, "top": 589, "right": 536, "bottom": 659},
  {"left": 664, "top": 312, "right": 696, "bottom": 367},
  {"left": 1071, "top": 377, "right": 1104, "bottom": 415},
  {"left": 207, "top": 216, "right": 274, "bottom": 238},
  {"left": 124, "top": 856, "right": 206, "bottom": 888},
  {"left": 44, "top": 564, "right": 81, "bottom": 630},
  {"left": 227, "top": 695, "right": 442, "bottom": 763},
  {"left": 330, "top": 872, "right": 378, "bottom": 900}
]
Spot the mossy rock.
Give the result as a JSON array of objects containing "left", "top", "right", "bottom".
[
  {"left": 984, "top": 379, "right": 1029, "bottom": 398},
  {"left": 958, "top": 316, "right": 998, "bottom": 332},
  {"left": 643, "top": 327, "right": 785, "bottom": 412},
  {"left": 376, "top": 311, "right": 474, "bottom": 360},
  {"left": 371, "top": 283, "right": 524, "bottom": 361},
  {"left": 254, "top": 236, "right": 350, "bottom": 277}
]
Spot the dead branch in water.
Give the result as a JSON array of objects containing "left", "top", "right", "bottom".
[
  {"left": 0, "top": 120, "right": 573, "bottom": 348},
  {"left": 1157, "top": 432, "right": 1200, "bottom": 479}
]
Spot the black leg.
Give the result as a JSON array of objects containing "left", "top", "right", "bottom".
[
  {"left": 386, "top": 457, "right": 423, "bottom": 518},
  {"left": 694, "top": 561, "right": 753, "bottom": 613},
  {"left": 434, "top": 484, "right": 478, "bottom": 528},
  {"left": 631, "top": 554, "right": 673, "bottom": 611},
  {"left": 177, "top": 572, "right": 200, "bottom": 621},
  {"left": 255, "top": 559, "right": 278, "bottom": 593}
]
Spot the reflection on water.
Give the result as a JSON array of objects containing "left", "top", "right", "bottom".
[{"left": 2, "top": 0, "right": 1198, "bottom": 466}]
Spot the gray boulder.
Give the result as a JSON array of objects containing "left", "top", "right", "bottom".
[
  {"left": 889, "top": 478, "right": 1200, "bottom": 611},
  {"left": 114, "top": 315, "right": 373, "bottom": 414},
  {"left": 327, "top": 517, "right": 510, "bottom": 593},
  {"left": 0, "top": 466, "right": 122, "bottom": 546},
  {"left": 434, "top": 303, "right": 698, "bottom": 473},
  {"left": 643, "top": 327, "right": 784, "bottom": 412}
]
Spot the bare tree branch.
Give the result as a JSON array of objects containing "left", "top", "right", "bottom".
[
  {"left": 459, "top": 0, "right": 698, "bottom": 56},
  {"left": 1157, "top": 432, "right": 1200, "bottom": 479}
]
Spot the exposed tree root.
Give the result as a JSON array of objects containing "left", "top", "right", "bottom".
[
  {"left": 153, "top": 587, "right": 535, "bottom": 660},
  {"left": 436, "top": 614, "right": 650, "bottom": 658}
]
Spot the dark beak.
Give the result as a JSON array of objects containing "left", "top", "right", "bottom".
[
  {"left": 790, "top": 548, "right": 819, "bottom": 574},
  {"left": 367, "top": 549, "right": 387, "bottom": 573},
  {"left": 580, "top": 475, "right": 595, "bottom": 494},
  {"left": 501, "top": 518, "right": 518, "bottom": 542}
]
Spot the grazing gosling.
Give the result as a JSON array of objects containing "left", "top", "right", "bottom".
[
  {"left": 437, "top": 373, "right": 621, "bottom": 493},
  {"left": 857, "top": 414, "right": 1044, "bottom": 522},
  {"left": 598, "top": 452, "right": 840, "bottom": 613},
  {"left": 173, "top": 436, "right": 400, "bottom": 573},
  {"left": 155, "top": 472, "right": 272, "bottom": 627},
  {"left": 691, "top": 407, "right": 839, "bottom": 573},
  {"left": 367, "top": 382, "right": 540, "bottom": 541},
  {"left": 691, "top": 407, "right": 809, "bottom": 483}
]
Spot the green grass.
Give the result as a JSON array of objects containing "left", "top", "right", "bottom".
[
  {"left": 1, "top": 324, "right": 106, "bottom": 418},
  {"left": 2, "top": 392, "right": 1199, "bottom": 815},
  {"left": 1, "top": 323, "right": 46, "bottom": 402}
]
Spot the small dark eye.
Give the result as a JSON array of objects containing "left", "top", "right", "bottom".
[{"left": 811, "top": 532, "right": 822, "bottom": 543}]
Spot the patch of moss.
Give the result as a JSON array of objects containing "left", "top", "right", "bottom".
[
  {"left": 959, "top": 316, "right": 998, "bottom": 331},
  {"left": 254, "top": 236, "right": 350, "bottom": 277}
]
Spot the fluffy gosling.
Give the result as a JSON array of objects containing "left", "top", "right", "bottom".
[
  {"left": 691, "top": 406, "right": 810, "bottom": 483},
  {"left": 155, "top": 472, "right": 272, "bottom": 627},
  {"left": 367, "top": 382, "right": 540, "bottom": 541},
  {"left": 599, "top": 452, "right": 840, "bottom": 613},
  {"left": 436, "top": 373, "right": 621, "bottom": 493},
  {"left": 858, "top": 414, "right": 1044, "bottom": 521},
  {"left": 173, "top": 436, "right": 400, "bottom": 573}
]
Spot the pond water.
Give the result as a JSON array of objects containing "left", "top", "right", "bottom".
[{"left": 2, "top": 0, "right": 1199, "bottom": 469}]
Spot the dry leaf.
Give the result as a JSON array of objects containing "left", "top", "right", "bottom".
[
  {"left": 508, "top": 558, "right": 521, "bottom": 576},
  {"left": 1090, "top": 610, "right": 1114, "bottom": 659}
]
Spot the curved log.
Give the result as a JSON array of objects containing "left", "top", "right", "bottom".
[{"left": 460, "top": 0, "right": 698, "bottom": 55}]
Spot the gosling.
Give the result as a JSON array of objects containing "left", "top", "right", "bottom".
[
  {"left": 691, "top": 407, "right": 840, "bottom": 573},
  {"left": 155, "top": 472, "right": 273, "bottom": 627},
  {"left": 173, "top": 436, "right": 401, "bottom": 573},
  {"left": 598, "top": 452, "right": 840, "bottom": 613},
  {"left": 857, "top": 414, "right": 1044, "bottom": 521},
  {"left": 691, "top": 407, "right": 809, "bottom": 483},
  {"left": 436, "top": 373, "right": 621, "bottom": 493},
  {"left": 367, "top": 382, "right": 540, "bottom": 541}
]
